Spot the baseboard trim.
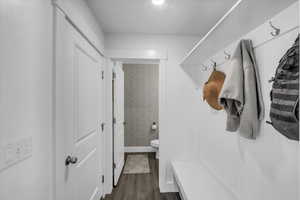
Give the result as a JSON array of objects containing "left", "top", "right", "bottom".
[
  {"left": 125, "top": 146, "right": 156, "bottom": 153},
  {"left": 160, "top": 181, "right": 178, "bottom": 193}
]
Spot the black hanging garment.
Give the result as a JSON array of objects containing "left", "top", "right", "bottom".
[{"left": 269, "top": 35, "right": 299, "bottom": 141}]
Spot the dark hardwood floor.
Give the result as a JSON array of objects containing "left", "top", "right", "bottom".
[{"left": 104, "top": 153, "right": 181, "bottom": 200}]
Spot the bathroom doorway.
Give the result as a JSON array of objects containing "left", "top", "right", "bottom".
[
  {"left": 121, "top": 62, "right": 160, "bottom": 177},
  {"left": 123, "top": 63, "right": 159, "bottom": 155},
  {"left": 111, "top": 60, "right": 161, "bottom": 191},
  {"left": 109, "top": 50, "right": 167, "bottom": 194}
]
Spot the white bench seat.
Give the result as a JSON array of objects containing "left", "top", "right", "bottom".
[{"left": 172, "top": 161, "right": 237, "bottom": 200}]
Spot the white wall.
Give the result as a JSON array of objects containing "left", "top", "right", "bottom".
[
  {"left": 182, "top": 2, "right": 299, "bottom": 200},
  {"left": 1, "top": 1, "right": 297, "bottom": 199},
  {"left": 105, "top": 34, "right": 203, "bottom": 192},
  {"left": 0, "top": 0, "right": 105, "bottom": 200},
  {"left": 105, "top": 3, "right": 299, "bottom": 197},
  {"left": 54, "top": 0, "right": 105, "bottom": 53},
  {"left": 0, "top": 0, "right": 53, "bottom": 200}
]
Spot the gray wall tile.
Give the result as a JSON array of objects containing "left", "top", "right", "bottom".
[{"left": 123, "top": 64, "right": 159, "bottom": 146}]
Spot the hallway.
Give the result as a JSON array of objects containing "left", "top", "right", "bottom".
[
  {"left": 105, "top": 153, "right": 180, "bottom": 200},
  {"left": 1, "top": 1, "right": 299, "bottom": 200}
]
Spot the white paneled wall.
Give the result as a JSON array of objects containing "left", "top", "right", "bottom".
[
  {"left": 0, "top": 1, "right": 53, "bottom": 200},
  {"left": 185, "top": 3, "right": 299, "bottom": 200},
  {"left": 0, "top": 0, "right": 105, "bottom": 200}
]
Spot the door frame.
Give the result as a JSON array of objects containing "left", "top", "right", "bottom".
[
  {"left": 53, "top": 6, "right": 105, "bottom": 200},
  {"left": 111, "top": 67, "right": 115, "bottom": 186},
  {"left": 107, "top": 49, "right": 168, "bottom": 191},
  {"left": 112, "top": 61, "right": 126, "bottom": 187}
]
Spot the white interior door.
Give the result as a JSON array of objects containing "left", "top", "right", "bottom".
[
  {"left": 113, "top": 63, "right": 125, "bottom": 186},
  {"left": 55, "top": 11, "right": 104, "bottom": 200}
]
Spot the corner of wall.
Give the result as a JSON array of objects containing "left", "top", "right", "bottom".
[{"left": 159, "top": 181, "right": 178, "bottom": 193}]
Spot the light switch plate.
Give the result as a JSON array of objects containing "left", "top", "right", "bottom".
[
  {"left": 0, "top": 136, "right": 32, "bottom": 172},
  {"left": 4, "top": 143, "right": 16, "bottom": 166}
]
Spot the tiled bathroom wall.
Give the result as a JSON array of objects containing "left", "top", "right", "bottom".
[{"left": 123, "top": 64, "right": 159, "bottom": 147}]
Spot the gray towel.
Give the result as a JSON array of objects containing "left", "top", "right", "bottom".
[{"left": 219, "top": 40, "right": 264, "bottom": 139}]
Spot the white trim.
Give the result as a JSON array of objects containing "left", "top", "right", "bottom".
[
  {"left": 180, "top": 0, "right": 242, "bottom": 65},
  {"left": 52, "top": 0, "right": 105, "bottom": 55},
  {"left": 117, "top": 58, "right": 160, "bottom": 65},
  {"left": 53, "top": 9, "right": 67, "bottom": 200},
  {"left": 106, "top": 49, "right": 167, "bottom": 193},
  {"left": 158, "top": 59, "right": 167, "bottom": 191},
  {"left": 104, "top": 59, "right": 113, "bottom": 195},
  {"left": 125, "top": 146, "right": 156, "bottom": 153},
  {"left": 106, "top": 49, "right": 168, "bottom": 60},
  {"left": 160, "top": 181, "right": 178, "bottom": 193}
]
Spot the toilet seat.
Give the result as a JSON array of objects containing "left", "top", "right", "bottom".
[
  {"left": 150, "top": 139, "right": 159, "bottom": 159},
  {"left": 151, "top": 139, "right": 159, "bottom": 148}
]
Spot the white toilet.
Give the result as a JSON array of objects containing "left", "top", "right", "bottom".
[{"left": 150, "top": 139, "right": 159, "bottom": 159}]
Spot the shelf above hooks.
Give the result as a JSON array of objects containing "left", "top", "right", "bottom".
[{"left": 180, "top": 0, "right": 298, "bottom": 86}]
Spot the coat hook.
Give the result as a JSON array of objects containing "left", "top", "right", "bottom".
[
  {"left": 201, "top": 64, "right": 208, "bottom": 71},
  {"left": 224, "top": 51, "right": 231, "bottom": 60},
  {"left": 269, "top": 21, "right": 280, "bottom": 37},
  {"left": 210, "top": 60, "right": 217, "bottom": 70},
  {"left": 210, "top": 59, "right": 216, "bottom": 65}
]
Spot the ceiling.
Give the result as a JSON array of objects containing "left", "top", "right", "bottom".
[{"left": 87, "top": 0, "right": 238, "bottom": 35}]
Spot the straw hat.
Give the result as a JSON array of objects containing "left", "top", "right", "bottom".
[{"left": 203, "top": 69, "right": 226, "bottom": 110}]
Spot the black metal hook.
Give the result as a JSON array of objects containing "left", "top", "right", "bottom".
[{"left": 210, "top": 60, "right": 217, "bottom": 70}]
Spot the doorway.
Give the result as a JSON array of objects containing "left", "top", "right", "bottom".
[
  {"left": 123, "top": 63, "right": 159, "bottom": 154},
  {"left": 54, "top": 9, "right": 105, "bottom": 200},
  {"left": 112, "top": 62, "right": 125, "bottom": 186},
  {"left": 112, "top": 61, "right": 160, "bottom": 188}
]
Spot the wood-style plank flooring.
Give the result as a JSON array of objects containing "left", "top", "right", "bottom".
[{"left": 105, "top": 153, "right": 181, "bottom": 200}]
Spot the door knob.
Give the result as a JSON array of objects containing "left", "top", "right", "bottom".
[{"left": 65, "top": 155, "right": 78, "bottom": 166}]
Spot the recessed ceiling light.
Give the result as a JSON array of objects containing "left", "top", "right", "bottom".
[{"left": 152, "top": 0, "right": 165, "bottom": 6}]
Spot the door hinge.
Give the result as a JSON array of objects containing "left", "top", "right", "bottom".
[
  {"left": 113, "top": 163, "right": 116, "bottom": 169},
  {"left": 101, "top": 123, "right": 105, "bottom": 132},
  {"left": 113, "top": 117, "right": 116, "bottom": 124},
  {"left": 101, "top": 70, "right": 104, "bottom": 80},
  {"left": 101, "top": 175, "right": 105, "bottom": 183}
]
